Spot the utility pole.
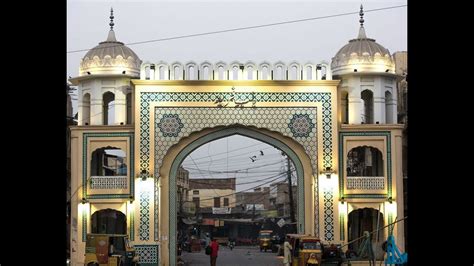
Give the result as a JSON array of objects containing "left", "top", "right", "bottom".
[{"left": 286, "top": 155, "right": 296, "bottom": 231}]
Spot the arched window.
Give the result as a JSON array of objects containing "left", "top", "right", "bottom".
[
  {"left": 91, "top": 209, "right": 126, "bottom": 234},
  {"left": 103, "top": 92, "right": 115, "bottom": 125},
  {"left": 91, "top": 147, "right": 127, "bottom": 176},
  {"left": 188, "top": 66, "right": 195, "bottom": 80},
  {"left": 218, "top": 66, "right": 224, "bottom": 80},
  {"left": 203, "top": 66, "right": 209, "bottom": 80},
  {"left": 347, "top": 146, "right": 383, "bottom": 176},
  {"left": 126, "top": 92, "right": 132, "bottom": 125},
  {"left": 385, "top": 91, "right": 393, "bottom": 124},
  {"left": 276, "top": 66, "right": 283, "bottom": 80},
  {"left": 145, "top": 65, "right": 150, "bottom": 80},
  {"left": 306, "top": 66, "right": 313, "bottom": 80},
  {"left": 232, "top": 66, "right": 239, "bottom": 80},
  {"left": 290, "top": 65, "right": 298, "bottom": 80},
  {"left": 82, "top": 93, "right": 91, "bottom": 125},
  {"left": 159, "top": 66, "right": 165, "bottom": 80},
  {"left": 174, "top": 66, "right": 180, "bottom": 80},
  {"left": 262, "top": 66, "right": 268, "bottom": 80},
  {"left": 361, "top": 90, "right": 374, "bottom": 124},
  {"left": 247, "top": 66, "right": 253, "bottom": 80}
]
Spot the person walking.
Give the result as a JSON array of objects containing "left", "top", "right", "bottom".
[
  {"left": 283, "top": 235, "right": 292, "bottom": 266},
  {"left": 210, "top": 237, "right": 219, "bottom": 266}
]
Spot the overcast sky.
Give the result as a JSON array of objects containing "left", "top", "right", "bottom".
[{"left": 67, "top": 0, "right": 406, "bottom": 193}]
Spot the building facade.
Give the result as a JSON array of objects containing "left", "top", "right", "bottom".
[
  {"left": 188, "top": 178, "right": 236, "bottom": 208},
  {"left": 69, "top": 6, "right": 406, "bottom": 265}
]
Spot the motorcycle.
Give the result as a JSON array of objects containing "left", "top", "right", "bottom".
[{"left": 228, "top": 241, "right": 235, "bottom": 250}]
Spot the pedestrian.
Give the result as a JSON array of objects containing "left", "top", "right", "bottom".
[
  {"left": 283, "top": 235, "right": 292, "bottom": 266},
  {"left": 210, "top": 237, "right": 219, "bottom": 266},
  {"left": 205, "top": 233, "right": 211, "bottom": 247}
]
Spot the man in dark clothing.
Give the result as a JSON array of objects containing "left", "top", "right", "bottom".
[{"left": 210, "top": 237, "right": 219, "bottom": 266}]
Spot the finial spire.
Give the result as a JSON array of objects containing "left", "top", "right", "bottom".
[
  {"left": 357, "top": 4, "right": 367, "bottom": 39},
  {"left": 109, "top": 7, "right": 114, "bottom": 30},
  {"left": 359, "top": 4, "right": 364, "bottom": 27}
]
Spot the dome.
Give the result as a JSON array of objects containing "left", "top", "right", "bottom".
[
  {"left": 331, "top": 6, "right": 395, "bottom": 76},
  {"left": 79, "top": 9, "right": 142, "bottom": 77}
]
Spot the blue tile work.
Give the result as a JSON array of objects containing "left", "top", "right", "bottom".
[
  {"left": 135, "top": 245, "right": 159, "bottom": 266},
  {"left": 154, "top": 176, "right": 159, "bottom": 241},
  {"left": 338, "top": 131, "right": 392, "bottom": 199},
  {"left": 323, "top": 189, "right": 334, "bottom": 241},
  {"left": 139, "top": 191, "right": 150, "bottom": 241},
  {"left": 138, "top": 91, "right": 334, "bottom": 246},
  {"left": 157, "top": 114, "right": 184, "bottom": 137},
  {"left": 288, "top": 113, "right": 316, "bottom": 137}
]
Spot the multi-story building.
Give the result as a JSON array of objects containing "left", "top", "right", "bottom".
[{"left": 188, "top": 178, "right": 236, "bottom": 209}]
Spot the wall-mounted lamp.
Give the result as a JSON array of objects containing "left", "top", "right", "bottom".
[
  {"left": 87, "top": 71, "right": 91, "bottom": 75},
  {"left": 385, "top": 69, "right": 390, "bottom": 72},
  {"left": 353, "top": 69, "right": 358, "bottom": 72},
  {"left": 129, "top": 196, "right": 134, "bottom": 204},
  {"left": 387, "top": 196, "right": 393, "bottom": 204},
  {"left": 320, "top": 167, "right": 335, "bottom": 179},
  {"left": 122, "top": 70, "right": 126, "bottom": 74},
  {"left": 81, "top": 198, "right": 88, "bottom": 204}
]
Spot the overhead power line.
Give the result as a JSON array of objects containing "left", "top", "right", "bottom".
[{"left": 67, "top": 5, "right": 407, "bottom": 54}]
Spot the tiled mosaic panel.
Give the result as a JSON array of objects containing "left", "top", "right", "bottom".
[
  {"left": 138, "top": 91, "right": 333, "bottom": 247},
  {"left": 323, "top": 189, "right": 334, "bottom": 241},
  {"left": 154, "top": 177, "right": 159, "bottom": 241},
  {"left": 154, "top": 107, "right": 318, "bottom": 173},
  {"left": 346, "top": 177, "right": 385, "bottom": 190},
  {"left": 139, "top": 92, "right": 333, "bottom": 171},
  {"left": 139, "top": 191, "right": 150, "bottom": 240},
  {"left": 135, "top": 245, "right": 159, "bottom": 265},
  {"left": 90, "top": 176, "right": 128, "bottom": 189}
]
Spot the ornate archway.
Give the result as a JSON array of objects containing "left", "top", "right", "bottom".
[{"left": 160, "top": 125, "right": 314, "bottom": 263}]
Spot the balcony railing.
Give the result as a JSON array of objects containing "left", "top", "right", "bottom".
[
  {"left": 90, "top": 176, "right": 128, "bottom": 189},
  {"left": 346, "top": 176, "right": 385, "bottom": 190}
]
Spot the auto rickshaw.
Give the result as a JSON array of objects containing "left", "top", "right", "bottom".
[
  {"left": 287, "top": 234, "right": 323, "bottom": 266},
  {"left": 258, "top": 230, "right": 273, "bottom": 252},
  {"left": 85, "top": 233, "right": 139, "bottom": 266}
]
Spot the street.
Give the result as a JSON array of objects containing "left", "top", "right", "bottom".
[{"left": 180, "top": 246, "right": 284, "bottom": 266}]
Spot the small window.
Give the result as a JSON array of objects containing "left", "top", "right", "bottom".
[
  {"left": 224, "top": 198, "right": 229, "bottom": 206},
  {"left": 193, "top": 190, "right": 199, "bottom": 195},
  {"left": 214, "top": 197, "right": 221, "bottom": 207}
]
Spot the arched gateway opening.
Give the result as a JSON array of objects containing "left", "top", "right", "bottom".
[{"left": 159, "top": 125, "right": 314, "bottom": 265}]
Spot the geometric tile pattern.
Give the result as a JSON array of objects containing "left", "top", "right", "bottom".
[
  {"left": 138, "top": 91, "right": 334, "bottom": 248},
  {"left": 338, "top": 131, "right": 391, "bottom": 199},
  {"left": 90, "top": 176, "right": 128, "bottom": 189},
  {"left": 323, "top": 189, "right": 334, "bottom": 241},
  {"left": 139, "top": 91, "right": 333, "bottom": 171},
  {"left": 154, "top": 177, "right": 159, "bottom": 241},
  {"left": 154, "top": 107, "right": 318, "bottom": 174},
  {"left": 139, "top": 191, "right": 150, "bottom": 241},
  {"left": 288, "top": 113, "right": 315, "bottom": 137},
  {"left": 346, "top": 177, "right": 385, "bottom": 190},
  {"left": 157, "top": 114, "right": 184, "bottom": 137},
  {"left": 154, "top": 107, "right": 318, "bottom": 244},
  {"left": 134, "top": 245, "right": 159, "bottom": 265}
]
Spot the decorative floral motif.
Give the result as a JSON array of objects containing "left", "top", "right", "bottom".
[
  {"left": 157, "top": 114, "right": 184, "bottom": 137},
  {"left": 288, "top": 114, "right": 315, "bottom": 138}
]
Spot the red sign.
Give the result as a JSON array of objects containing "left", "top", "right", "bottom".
[{"left": 202, "top": 218, "right": 215, "bottom": 225}]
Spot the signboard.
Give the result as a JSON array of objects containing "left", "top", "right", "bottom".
[
  {"left": 182, "top": 202, "right": 196, "bottom": 215},
  {"left": 277, "top": 218, "right": 286, "bottom": 228},
  {"left": 202, "top": 218, "right": 215, "bottom": 225},
  {"left": 246, "top": 204, "right": 265, "bottom": 211},
  {"left": 212, "top": 207, "right": 231, "bottom": 214}
]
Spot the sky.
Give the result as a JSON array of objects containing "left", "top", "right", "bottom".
[{"left": 67, "top": 0, "right": 407, "bottom": 192}]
